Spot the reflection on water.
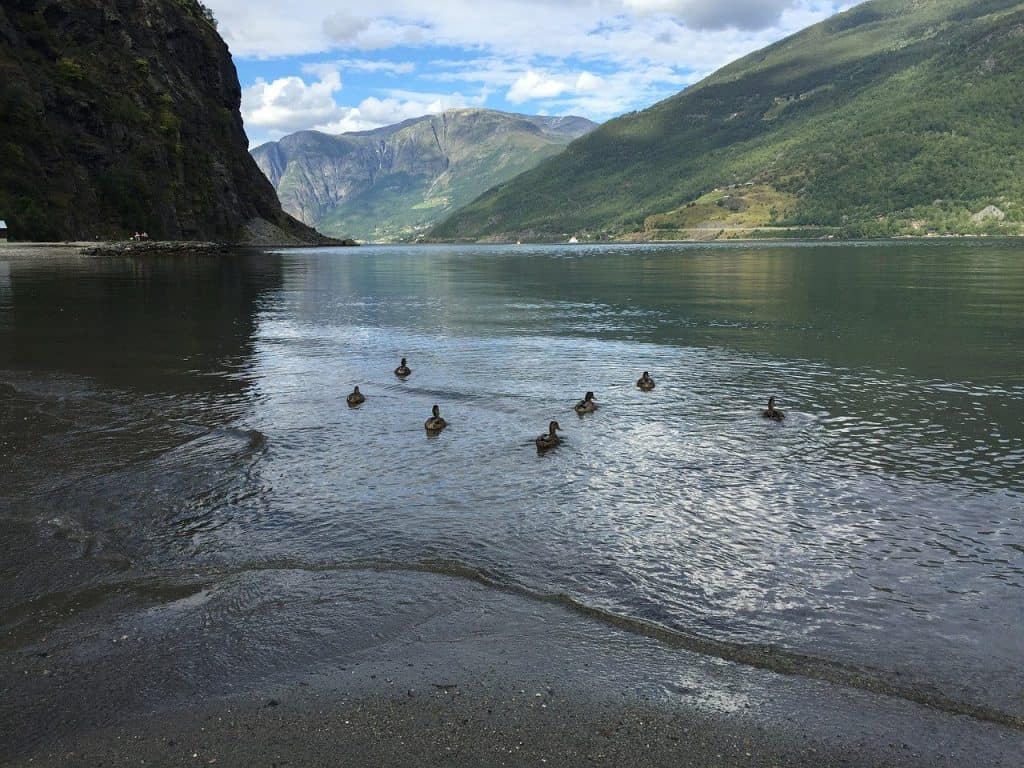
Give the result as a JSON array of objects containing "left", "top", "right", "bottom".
[{"left": 1, "top": 241, "right": 1022, "bottom": 718}]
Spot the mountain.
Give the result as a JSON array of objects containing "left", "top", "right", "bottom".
[
  {"left": 432, "top": 0, "right": 1024, "bottom": 242},
  {"left": 250, "top": 110, "right": 597, "bottom": 242},
  {"left": 0, "top": 0, "right": 324, "bottom": 243}
]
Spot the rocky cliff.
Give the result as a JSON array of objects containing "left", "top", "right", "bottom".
[
  {"left": 0, "top": 0, "right": 324, "bottom": 243},
  {"left": 251, "top": 110, "right": 596, "bottom": 242}
]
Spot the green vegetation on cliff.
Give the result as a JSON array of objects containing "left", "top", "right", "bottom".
[
  {"left": 432, "top": 0, "right": 1024, "bottom": 241},
  {"left": 251, "top": 110, "right": 596, "bottom": 242},
  {"left": 0, "top": 0, "right": 319, "bottom": 242}
]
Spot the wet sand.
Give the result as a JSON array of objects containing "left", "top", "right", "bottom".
[{"left": 2, "top": 568, "right": 1020, "bottom": 767}]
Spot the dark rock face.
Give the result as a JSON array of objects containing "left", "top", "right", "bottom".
[{"left": 0, "top": 0, "right": 321, "bottom": 242}]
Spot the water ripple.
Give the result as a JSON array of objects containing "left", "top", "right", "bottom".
[{"left": 2, "top": 242, "right": 1022, "bottom": 720}]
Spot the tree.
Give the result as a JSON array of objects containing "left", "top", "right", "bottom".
[{"left": 198, "top": 2, "right": 217, "bottom": 28}]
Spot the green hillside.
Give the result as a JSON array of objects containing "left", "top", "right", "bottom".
[
  {"left": 432, "top": 0, "right": 1024, "bottom": 242},
  {"left": 251, "top": 110, "right": 595, "bottom": 242}
]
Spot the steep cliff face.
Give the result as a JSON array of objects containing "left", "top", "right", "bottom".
[
  {"left": 0, "top": 0, "right": 322, "bottom": 242},
  {"left": 251, "top": 109, "right": 596, "bottom": 242}
]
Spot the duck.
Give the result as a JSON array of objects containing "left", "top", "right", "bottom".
[
  {"left": 395, "top": 357, "right": 411, "bottom": 377},
  {"left": 424, "top": 404, "right": 447, "bottom": 433},
  {"left": 762, "top": 396, "right": 785, "bottom": 421},
  {"left": 574, "top": 391, "right": 598, "bottom": 414},
  {"left": 346, "top": 386, "right": 365, "bottom": 407},
  {"left": 535, "top": 421, "right": 562, "bottom": 451},
  {"left": 636, "top": 371, "right": 655, "bottom": 391}
]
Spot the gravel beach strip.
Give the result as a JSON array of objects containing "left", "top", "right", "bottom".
[{"left": 2, "top": 569, "right": 1020, "bottom": 767}]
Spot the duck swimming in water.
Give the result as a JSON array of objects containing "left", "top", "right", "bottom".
[
  {"left": 535, "top": 421, "right": 562, "bottom": 451},
  {"left": 346, "top": 386, "right": 365, "bottom": 407},
  {"left": 636, "top": 371, "right": 655, "bottom": 391},
  {"left": 762, "top": 396, "right": 785, "bottom": 421},
  {"left": 424, "top": 404, "right": 447, "bottom": 433},
  {"left": 395, "top": 357, "right": 411, "bottom": 377},
  {"left": 574, "top": 391, "right": 598, "bottom": 414}
]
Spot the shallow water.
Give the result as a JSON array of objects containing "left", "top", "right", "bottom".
[{"left": 1, "top": 241, "right": 1022, "bottom": 718}]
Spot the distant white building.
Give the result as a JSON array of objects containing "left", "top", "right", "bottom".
[{"left": 0, "top": 220, "right": 7, "bottom": 242}]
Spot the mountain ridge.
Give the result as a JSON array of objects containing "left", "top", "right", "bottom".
[
  {"left": 431, "top": 0, "right": 1024, "bottom": 242},
  {"left": 251, "top": 108, "right": 596, "bottom": 242}
]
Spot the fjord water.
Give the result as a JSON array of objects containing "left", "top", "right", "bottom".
[{"left": 1, "top": 242, "right": 1022, "bottom": 718}]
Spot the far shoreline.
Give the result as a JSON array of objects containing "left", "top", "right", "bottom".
[
  {"left": 2, "top": 235, "right": 1022, "bottom": 259},
  {"left": 0, "top": 239, "right": 359, "bottom": 259}
]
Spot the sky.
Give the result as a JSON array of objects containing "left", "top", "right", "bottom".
[{"left": 202, "top": 0, "right": 853, "bottom": 148}]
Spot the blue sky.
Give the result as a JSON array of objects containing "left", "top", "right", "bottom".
[{"left": 202, "top": 1, "right": 851, "bottom": 147}]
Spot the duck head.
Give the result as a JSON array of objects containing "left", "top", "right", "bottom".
[
  {"left": 768, "top": 396, "right": 776, "bottom": 409},
  {"left": 549, "top": 420, "right": 561, "bottom": 434},
  {"left": 585, "top": 391, "right": 595, "bottom": 402},
  {"left": 432, "top": 404, "right": 441, "bottom": 417}
]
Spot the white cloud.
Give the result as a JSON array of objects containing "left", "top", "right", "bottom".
[
  {"left": 207, "top": 1, "right": 844, "bottom": 60},
  {"left": 505, "top": 69, "right": 619, "bottom": 109},
  {"left": 624, "top": 0, "right": 798, "bottom": 29},
  {"left": 243, "top": 68, "right": 485, "bottom": 142},
  {"left": 354, "top": 92, "right": 481, "bottom": 125},
  {"left": 242, "top": 69, "right": 346, "bottom": 136},
  {"left": 215, "top": 0, "right": 852, "bottom": 143},
  {"left": 507, "top": 71, "right": 570, "bottom": 103},
  {"left": 332, "top": 58, "right": 417, "bottom": 75},
  {"left": 575, "top": 72, "right": 604, "bottom": 93},
  {"left": 321, "top": 11, "right": 370, "bottom": 42},
  {"left": 425, "top": 55, "right": 692, "bottom": 119},
  {"left": 338, "top": 18, "right": 432, "bottom": 51},
  {"left": 538, "top": 64, "right": 693, "bottom": 119}
]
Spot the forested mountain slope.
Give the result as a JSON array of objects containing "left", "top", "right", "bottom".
[{"left": 432, "top": 0, "right": 1024, "bottom": 241}]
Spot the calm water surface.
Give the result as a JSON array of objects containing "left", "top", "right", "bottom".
[{"left": 1, "top": 241, "right": 1022, "bottom": 716}]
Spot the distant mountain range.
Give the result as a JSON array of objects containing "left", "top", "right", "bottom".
[
  {"left": 251, "top": 109, "right": 596, "bottom": 242},
  {"left": 432, "top": 0, "right": 1024, "bottom": 242}
]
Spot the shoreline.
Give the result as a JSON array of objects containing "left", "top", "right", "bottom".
[
  {"left": 0, "top": 239, "right": 358, "bottom": 259},
  {"left": 2, "top": 567, "right": 1020, "bottom": 767},
  {"left": 416, "top": 233, "right": 1024, "bottom": 246},
  {"left": 3, "top": 236, "right": 1022, "bottom": 260}
]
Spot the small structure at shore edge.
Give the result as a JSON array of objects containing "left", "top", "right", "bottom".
[{"left": 0, "top": 220, "right": 7, "bottom": 242}]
